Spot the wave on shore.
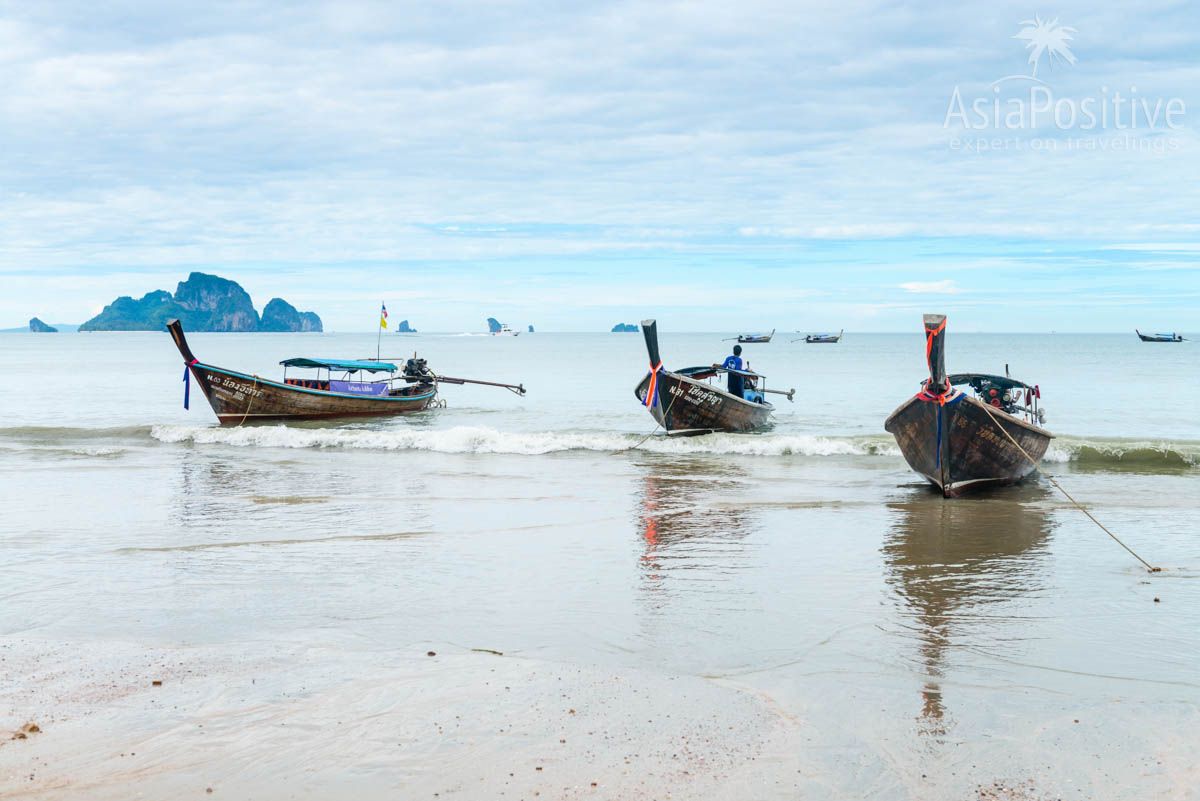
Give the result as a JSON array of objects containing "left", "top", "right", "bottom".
[
  {"left": 149, "top": 424, "right": 898, "bottom": 457},
  {"left": 2, "top": 424, "right": 1198, "bottom": 470}
]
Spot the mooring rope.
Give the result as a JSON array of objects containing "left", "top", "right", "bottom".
[
  {"left": 614, "top": 374, "right": 684, "bottom": 454},
  {"left": 978, "top": 402, "right": 1160, "bottom": 573},
  {"left": 236, "top": 376, "right": 260, "bottom": 428}
]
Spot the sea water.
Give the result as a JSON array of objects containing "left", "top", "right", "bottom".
[{"left": 1, "top": 330, "right": 1197, "bottom": 800}]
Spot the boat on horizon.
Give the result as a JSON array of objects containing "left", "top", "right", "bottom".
[
  {"left": 491, "top": 323, "right": 520, "bottom": 336},
  {"left": 884, "top": 314, "right": 1053, "bottom": 497},
  {"left": 635, "top": 319, "right": 792, "bottom": 435},
  {"left": 732, "top": 329, "right": 774, "bottom": 343},
  {"left": 799, "top": 330, "right": 842, "bottom": 344},
  {"left": 167, "top": 320, "right": 524, "bottom": 425},
  {"left": 1136, "top": 329, "right": 1184, "bottom": 342}
]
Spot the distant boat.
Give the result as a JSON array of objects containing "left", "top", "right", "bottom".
[
  {"left": 884, "top": 314, "right": 1053, "bottom": 497},
  {"left": 1136, "top": 329, "right": 1184, "bottom": 342},
  {"left": 167, "top": 320, "right": 524, "bottom": 424},
  {"left": 491, "top": 323, "right": 520, "bottom": 337},
  {"left": 732, "top": 329, "right": 774, "bottom": 343},
  {"left": 799, "top": 330, "right": 842, "bottom": 344},
  {"left": 635, "top": 319, "right": 792, "bottom": 435}
]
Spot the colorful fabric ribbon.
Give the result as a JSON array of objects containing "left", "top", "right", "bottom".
[
  {"left": 644, "top": 361, "right": 663, "bottom": 408},
  {"left": 183, "top": 359, "right": 197, "bottom": 409}
]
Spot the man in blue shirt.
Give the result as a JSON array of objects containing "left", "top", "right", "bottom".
[{"left": 721, "top": 345, "right": 745, "bottom": 397}]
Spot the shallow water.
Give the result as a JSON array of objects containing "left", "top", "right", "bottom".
[{"left": 1, "top": 331, "right": 1197, "bottom": 799}]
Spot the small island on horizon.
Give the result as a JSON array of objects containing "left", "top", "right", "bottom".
[{"left": 611, "top": 323, "right": 638, "bottom": 332}]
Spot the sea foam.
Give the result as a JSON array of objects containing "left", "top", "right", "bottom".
[{"left": 149, "top": 424, "right": 901, "bottom": 458}]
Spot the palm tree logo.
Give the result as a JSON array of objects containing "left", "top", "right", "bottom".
[{"left": 1014, "top": 16, "right": 1076, "bottom": 78}]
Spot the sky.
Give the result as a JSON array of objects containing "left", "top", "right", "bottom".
[{"left": 1, "top": 0, "right": 1198, "bottom": 331}]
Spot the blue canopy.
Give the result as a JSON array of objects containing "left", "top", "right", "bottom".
[{"left": 280, "top": 357, "right": 397, "bottom": 373}]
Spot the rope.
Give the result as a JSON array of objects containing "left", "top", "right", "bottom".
[
  {"left": 236, "top": 376, "right": 260, "bottom": 427},
  {"left": 977, "top": 402, "right": 1160, "bottom": 573},
  {"left": 613, "top": 372, "right": 684, "bottom": 454}
]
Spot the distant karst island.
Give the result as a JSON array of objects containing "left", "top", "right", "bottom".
[
  {"left": 611, "top": 323, "right": 638, "bottom": 332},
  {"left": 486, "top": 317, "right": 503, "bottom": 333},
  {"left": 396, "top": 319, "right": 416, "bottom": 333},
  {"left": 528, "top": 325, "right": 535, "bottom": 333},
  {"left": 80, "top": 272, "right": 322, "bottom": 332},
  {"left": 29, "top": 317, "right": 58, "bottom": 333}
]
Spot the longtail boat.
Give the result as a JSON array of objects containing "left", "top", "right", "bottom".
[
  {"left": 732, "top": 329, "right": 774, "bottom": 344},
  {"left": 634, "top": 319, "right": 792, "bottom": 435},
  {"left": 884, "top": 314, "right": 1053, "bottom": 497},
  {"left": 799, "top": 330, "right": 842, "bottom": 344},
  {"left": 1136, "top": 329, "right": 1184, "bottom": 342},
  {"left": 167, "top": 320, "right": 524, "bottom": 425}
]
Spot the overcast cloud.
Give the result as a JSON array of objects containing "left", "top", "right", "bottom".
[{"left": 2, "top": 0, "right": 1197, "bottom": 330}]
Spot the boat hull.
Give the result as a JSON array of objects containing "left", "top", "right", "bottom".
[
  {"left": 634, "top": 370, "right": 772, "bottom": 434},
  {"left": 884, "top": 393, "right": 1053, "bottom": 497},
  {"left": 188, "top": 363, "right": 437, "bottom": 425}
]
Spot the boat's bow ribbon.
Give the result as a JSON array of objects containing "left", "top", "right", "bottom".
[
  {"left": 916, "top": 379, "right": 960, "bottom": 405},
  {"left": 644, "top": 360, "right": 664, "bottom": 408},
  {"left": 182, "top": 358, "right": 197, "bottom": 409}
]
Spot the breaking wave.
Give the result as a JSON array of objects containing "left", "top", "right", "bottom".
[
  {"left": 149, "top": 424, "right": 901, "bottom": 457},
  {"left": 1047, "top": 438, "right": 1200, "bottom": 470},
  {"left": 3, "top": 425, "right": 1197, "bottom": 470}
]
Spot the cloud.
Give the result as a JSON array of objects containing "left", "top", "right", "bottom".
[
  {"left": 899, "top": 280, "right": 962, "bottom": 294},
  {"left": 1, "top": 2, "right": 1198, "bottom": 329}
]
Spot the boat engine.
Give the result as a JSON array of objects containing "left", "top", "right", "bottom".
[{"left": 404, "top": 357, "right": 432, "bottom": 380}]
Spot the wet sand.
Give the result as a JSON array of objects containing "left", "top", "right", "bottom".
[{"left": 2, "top": 436, "right": 1198, "bottom": 799}]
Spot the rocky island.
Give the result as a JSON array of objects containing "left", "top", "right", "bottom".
[
  {"left": 396, "top": 319, "right": 416, "bottom": 333},
  {"left": 29, "top": 317, "right": 58, "bottom": 333},
  {"left": 611, "top": 323, "right": 638, "bottom": 332},
  {"left": 80, "top": 273, "right": 322, "bottom": 332}
]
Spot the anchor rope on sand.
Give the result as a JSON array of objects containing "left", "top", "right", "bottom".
[{"left": 979, "top": 403, "right": 1161, "bottom": 574}]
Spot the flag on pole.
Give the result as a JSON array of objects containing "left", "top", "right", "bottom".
[{"left": 380, "top": 302, "right": 388, "bottom": 329}]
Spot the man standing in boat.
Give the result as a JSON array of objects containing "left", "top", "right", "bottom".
[{"left": 720, "top": 344, "right": 745, "bottom": 398}]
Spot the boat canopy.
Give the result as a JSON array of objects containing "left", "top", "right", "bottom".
[
  {"left": 280, "top": 357, "right": 397, "bottom": 373},
  {"left": 948, "top": 373, "right": 1032, "bottom": 392}
]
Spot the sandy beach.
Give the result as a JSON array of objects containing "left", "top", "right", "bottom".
[{"left": 3, "top": 362, "right": 1198, "bottom": 801}]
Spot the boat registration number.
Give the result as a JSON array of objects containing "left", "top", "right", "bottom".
[
  {"left": 207, "top": 374, "right": 265, "bottom": 401},
  {"left": 670, "top": 384, "right": 721, "bottom": 407}
]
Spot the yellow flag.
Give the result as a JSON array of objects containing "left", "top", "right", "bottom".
[{"left": 380, "top": 303, "right": 388, "bottom": 329}]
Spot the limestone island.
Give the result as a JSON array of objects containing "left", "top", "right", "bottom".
[{"left": 80, "top": 272, "right": 322, "bottom": 332}]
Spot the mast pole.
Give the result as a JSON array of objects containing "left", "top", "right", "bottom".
[{"left": 376, "top": 301, "right": 383, "bottom": 362}]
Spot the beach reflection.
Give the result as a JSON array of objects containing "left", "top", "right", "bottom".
[
  {"left": 634, "top": 456, "right": 757, "bottom": 600},
  {"left": 883, "top": 486, "right": 1054, "bottom": 736}
]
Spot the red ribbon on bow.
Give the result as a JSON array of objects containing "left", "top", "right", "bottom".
[{"left": 644, "top": 360, "right": 663, "bottom": 408}]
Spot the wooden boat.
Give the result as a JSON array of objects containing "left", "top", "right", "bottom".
[
  {"left": 884, "top": 314, "right": 1053, "bottom": 497},
  {"left": 1136, "top": 329, "right": 1184, "bottom": 342},
  {"left": 634, "top": 319, "right": 792, "bottom": 435},
  {"left": 168, "top": 320, "right": 524, "bottom": 425},
  {"left": 491, "top": 323, "right": 519, "bottom": 337},
  {"left": 802, "top": 330, "right": 842, "bottom": 344},
  {"left": 734, "top": 329, "right": 774, "bottom": 343}
]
